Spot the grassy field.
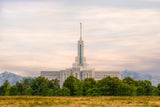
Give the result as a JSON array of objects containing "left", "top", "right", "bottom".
[{"left": 0, "top": 96, "right": 160, "bottom": 107}]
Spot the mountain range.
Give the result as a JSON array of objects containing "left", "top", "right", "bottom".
[
  {"left": 121, "top": 70, "right": 160, "bottom": 86},
  {"left": 0, "top": 70, "right": 160, "bottom": 86},
  {"left": 0, "top": 72, "right": 24, "bottom": 86}
]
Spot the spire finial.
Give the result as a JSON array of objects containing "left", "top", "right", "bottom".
[{"left": 80, "top": 22, "right": 82, "bottom": 40}]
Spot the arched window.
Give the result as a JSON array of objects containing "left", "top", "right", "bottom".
[
  {"left": 64, "top": 73, "right": 66, "bottom": 80},
  {"left": 75, "top": 73, "right": 78, "bottom": 78}
]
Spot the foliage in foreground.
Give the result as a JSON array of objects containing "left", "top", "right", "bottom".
[{"left": 0, "top": 76, "right": 160, "bottom": 96}]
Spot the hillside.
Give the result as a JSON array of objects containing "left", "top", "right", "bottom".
[
  {"left": 0, "top": 72, "right": 24, "bottom": 86},
  {"left": 121, "top": 70, "right": 160, "bottom": 86}
]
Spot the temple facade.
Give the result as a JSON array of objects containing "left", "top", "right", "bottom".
[{"left": 41, "top": 23, "right": 121, "bottom": 87}]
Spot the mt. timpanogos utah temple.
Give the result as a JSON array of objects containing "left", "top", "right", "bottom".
[{"left": 41, "top": 23, "right": 121, "bottom": 87}]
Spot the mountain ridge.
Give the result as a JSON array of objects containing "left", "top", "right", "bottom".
[
  {"left": 121, "top": 70, "right": 160, "bottom": 86},
  {"left": 0, "top": 71, "right": 24, "bottom": 86}
]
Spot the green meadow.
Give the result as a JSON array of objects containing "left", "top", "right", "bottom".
[{"left": 0, "top": 96, "right": 160, "bottom": 107}]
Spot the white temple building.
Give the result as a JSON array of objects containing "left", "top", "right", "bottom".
[{"left": 41, "top": 23, "right": 121, "bottom": 87}]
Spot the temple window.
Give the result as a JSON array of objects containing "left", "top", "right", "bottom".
[
  {"left": 75, "top": 73, "right": 78, "bottom": 78},
  {"left": 64, "top": 73, "right": 66, "bottom": 80}
]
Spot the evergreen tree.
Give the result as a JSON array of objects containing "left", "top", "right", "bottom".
[
  {"left": 16, "top": 82, "right": 25, "bottom": 95},
  {"left": 9, "top": 86, "right": 19, "bottom": 96},
  {"left": 5, "top": 85, "right": 10, "bottom": 96},
  {"left": 1, "top": 80, "right": 10, "bottom": 96},
  {"left": 31, "top": 77, "right": 48, "bottom": 95},
  {"left": 22, "top": 78, "right": 32, "bottom": 89},
  {"left": 24, "top": 88, "right": 33, "bottom": 95}
]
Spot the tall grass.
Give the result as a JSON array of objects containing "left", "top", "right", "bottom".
[{"left": 0, "top": 96, "right": 160, "bottom": 107}]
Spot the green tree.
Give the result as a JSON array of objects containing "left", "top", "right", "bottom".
[
  {"left": 87, "top": 87, "right": 101, "bottom": 96},
  {"left": 60, "top": 87, "right": 70, "bottom": 96},
  {"left": 96, "top": 76, "right": 134, "bottom": 96},
  {"left": 74, "top": 80, "right": 83, "bottom": 96},
  {"left": 48, "top": 89, "right": 54, "bottom": 96},
  {"left": 41, "top": 84, "right": 49, "bottom": 96},
  {"left": 22, "top": 78, "right": 32, "bottom": 89},
  {"left": 24, "top": 88, "right": 33, "bottom": 95},
  {"left": 63, "top": 76, "right": 82, "bottom": 96},
  {"left": 38, "top": 82, "right": 49, "bottom": 96},
  {"left": 48, "top": 79, "right": 60, "bottom": 91},
  {"left": 152, "top": 86, "right": 159, "bottom": 96},
  {"left": 82, "top": 78, "right": 96, "bottom": 95},
  {"left": 5, "top": 85, "right": 10, "bottom": 96},
  {"left": 9, "top": 86, "right": 19, "bottom": 96},
  {"left": 1, "top": 80, "right": 10, "bottom": 96},
  {"left": 141, "top": 80, "right": 153, "bottom": 96},
  {"left": 123, "top": 77, "right": 136, "bottom": 86},
  {"left": 136, "top": 86, "right": 145, "bottom": 96},
  {"left": 3, "top": 80, "right": 10, "bottom": 88},
  {"left": 0, "top": 86, "right": 3, "bottom": 95},
  {"left": 157, "top": 83, "right": 160, "bottom": 90},
  {"left": 55, "top": 87, "right": 70, "bottom": 96},
  {"left": 31, "top": 77, "right": 48, "bottom": 95},
  {"left": 96, "top": 76, "right": 121, "bottom": 96},
  {"left": 16, "top": 82, "right": 25, "bottom": 95},
  {"left": 117, "top": 83, "right": 133, "bottom": 96}
]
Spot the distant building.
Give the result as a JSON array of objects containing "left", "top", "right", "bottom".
[{"left": 41, "top": 23, "right": 121, "bottom": 87}]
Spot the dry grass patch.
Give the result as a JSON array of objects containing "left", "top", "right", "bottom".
[{"left": 0, "top": 96, "right": 160, "bottom": 107}]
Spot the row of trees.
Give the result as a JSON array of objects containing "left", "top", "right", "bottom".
[{"left": 0, "top": 76, "right": 160, "bottom": 96}]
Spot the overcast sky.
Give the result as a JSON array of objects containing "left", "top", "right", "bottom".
[{"left": 0, "top": 0, "right": 160, "bottom": 76}]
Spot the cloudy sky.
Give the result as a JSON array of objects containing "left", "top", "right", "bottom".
[{"left": 0, "top": 0, "right": 160, "bottom": 76}]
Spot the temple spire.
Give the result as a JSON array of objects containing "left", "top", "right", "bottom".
[{"left": 80, "top": 22, "right": 82, "bottom": 41}]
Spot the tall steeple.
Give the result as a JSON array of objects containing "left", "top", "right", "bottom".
[
  {"left": 78, "top": 22, "right": 84, "bottom": 66},
  {"left": 80, "top": 22, "right": 82, "bottom": 41},
  {"left": 72, "top": 23, "right": 90, "bottom": 70}
]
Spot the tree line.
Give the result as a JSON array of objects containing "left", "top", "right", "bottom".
[{"left": 0, "top": 76, "right": 160, "bottom": 96}]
